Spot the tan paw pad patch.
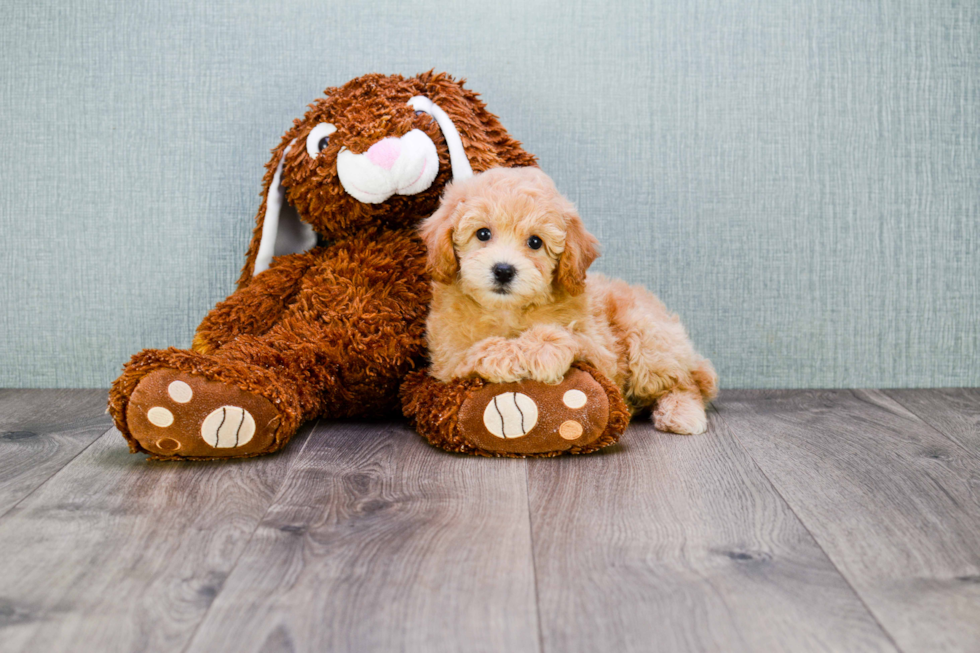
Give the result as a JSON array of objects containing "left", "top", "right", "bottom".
[
  {"left": 562, "top": 389, "right": 587, "bottom": 409},
  {"left": 559, "top": 420, "right": 583, "bottom": 440},
  {"left": 146, "top": 406, "right": 174, "bottom": 427},
  {"left": 167, "top": 380, "right": 193, "bottom": 403}
]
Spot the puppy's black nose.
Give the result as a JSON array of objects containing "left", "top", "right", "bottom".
[{"left": 492, "top": 263, "right": 516, "bottom": 284}]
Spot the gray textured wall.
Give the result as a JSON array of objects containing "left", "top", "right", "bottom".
[{"left": 1, "top": 0, "right": 977, "bottom": 389}]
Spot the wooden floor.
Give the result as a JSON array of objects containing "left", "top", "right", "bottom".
[{"left": 0, "top": 389, "right": 978, "bottom": 652}]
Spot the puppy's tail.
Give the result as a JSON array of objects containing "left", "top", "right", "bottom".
[{"left": 690, "top": 357, "right": 719, "bottom": 401}]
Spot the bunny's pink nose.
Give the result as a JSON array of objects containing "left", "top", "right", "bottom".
[{"left": 365, "top": 138, "right": 401, "bottom": 170}]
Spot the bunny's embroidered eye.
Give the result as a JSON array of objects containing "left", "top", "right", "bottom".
[
  {"left": 476, "top": 228, "right": 492, "bottom": 242},
  {"left": 527, "top": 235, "right": 543, "bottom": 250},
  {"left": 305, "top": 123, "right": 337, "bottom": 159}
]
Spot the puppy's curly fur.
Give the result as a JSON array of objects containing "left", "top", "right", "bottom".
[{"left": 420, "top": 167, "right": 718, "bottom": 435}]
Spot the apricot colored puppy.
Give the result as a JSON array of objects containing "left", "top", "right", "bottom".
[{"left": 420, "top": 167, "right": 718, "bottom": 434}]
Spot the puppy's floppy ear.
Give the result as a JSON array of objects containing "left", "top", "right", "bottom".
[
  {"left": 419, "top": 182, "right": 466, "bottom": 284},
  {"left": 554, "top": 202, "right": 600, "bottom": 296}
]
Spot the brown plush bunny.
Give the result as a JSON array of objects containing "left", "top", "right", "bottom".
[{"left": 109, "top": 72, "right": 628, "bottom": 460}]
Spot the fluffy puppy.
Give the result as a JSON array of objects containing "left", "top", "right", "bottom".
[{"left": 420, "top": 167, "right": 718, "bottom": 435}]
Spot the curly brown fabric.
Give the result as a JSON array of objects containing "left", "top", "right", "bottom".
[{"left": 401, "top": 362, "right": 630, "bottom": 458}]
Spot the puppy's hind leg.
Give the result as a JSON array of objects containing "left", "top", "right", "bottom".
[
  {"left": 648, "top": 359, "right": 716, "bottom": 435},
  {"left": 618, "top": 316, "right": 716, "bottom": 435},
  {"left": 689, "top": 357, "right": 719, "bottom": 402},
  {"left": 625, "top": 350, "right": 711, "bottom": 435},
  {"left": 652, "top": 389, "right": 708, "bottom": 435}
]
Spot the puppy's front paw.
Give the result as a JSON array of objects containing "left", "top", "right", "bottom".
[
  {"left": 476, "top": 348, "right": 528, "bottom": 384},
  {"left": 524, "top": 349, "right": 574, "bottom": 385},
  {"left": 519, "top": 325, "right": 577, "bottom": 384},
  {"left": 454, "top": 337, "right": 527, "bottom": 384}
]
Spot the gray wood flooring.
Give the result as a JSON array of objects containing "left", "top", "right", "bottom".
[{"left": 0, "top": 388, "right": 977, "bottom": 653}]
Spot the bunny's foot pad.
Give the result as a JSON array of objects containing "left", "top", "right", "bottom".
[
  {"left": 126, "top": 369, "right": 283, "bottom": 460},
  {"left": 401, "top": 362, "right": 630, "bottom": 457}
]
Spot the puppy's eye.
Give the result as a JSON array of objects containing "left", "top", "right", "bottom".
[
  {"left": 527, "top": 235, "right": 543, "bottom": 250},
  {"left": 476, "top": 228, "right": 492, "bottom": 242},
  {"left": 305, "top": 122, "right": 337, "bottom": 158}
]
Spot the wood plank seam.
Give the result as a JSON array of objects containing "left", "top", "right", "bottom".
[
  {"left": 524, "top": 462, "right": 545, "bottom": 653},
  {"left": 881, "top": 390, "right": 980, "bottom": 461},
  {"left": 0, "top": 425, "right": 115, "bottom": 523},
  {"left": 177, "top": 419, "right": 321, "bottom": 653},
  {"left": 714, "top": 401, "right": 907, "bottom": 653}
]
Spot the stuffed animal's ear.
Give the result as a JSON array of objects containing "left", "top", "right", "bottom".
[
  {"left": 413, "top": 72, "right": 537, "bottom": 173},
  {"left": 237, "top": 140, "right": 318, "bottom": 288},
  {"left": 554, "top": 203, "right": 600, "bottom": 296},
  {"left": 419, "top": 183, "right": 466, "bottom": 284}
]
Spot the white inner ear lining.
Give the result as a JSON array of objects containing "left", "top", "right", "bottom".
[
  {"left": 253, "top": 143, "right": 291, "bottom": 277},
  {"left": 408, "top": 96, "right": 473, "bottom": 181}
]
